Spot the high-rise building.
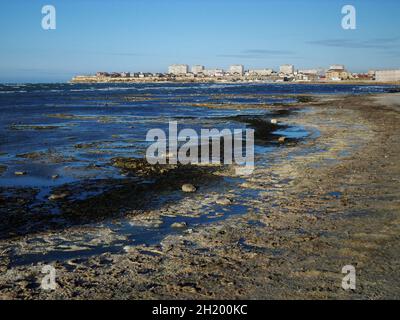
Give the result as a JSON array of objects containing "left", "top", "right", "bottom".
[
  {"left": 229, "top": 64, "right": 244, "bottom": 75},
  {"left": 298, "top": 69, "right": 318, "bottom": 75},
  {"left": 168, "top": 64, "right": 189, "bottom": 75},
  {"left": 375, "top": 69, "right": 400, "bottom": 82},
  {"left": 329, "top": 65, "right": 345, "bottom": 71},
  {"left": 248, "top": 69, "right": 273, "bottom": 76},
  {"left": 279, "top": 64, "right": 295, "bottom": 75},
  {"left": 204, "top": 69, "right": 225, "bottom": 77},
  {"left": 191, "top": 65, "right": 205, "bottom": 74}
]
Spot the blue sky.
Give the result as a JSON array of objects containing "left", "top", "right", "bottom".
[{"left": 0, "top": 0, "right": 399, "bottom": 82}]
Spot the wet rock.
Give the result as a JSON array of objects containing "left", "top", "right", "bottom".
[
  {"left": 128, "top": 218, "right": 163, "bottom": 228},
  {"left": 213, "top": 212, "right": 225, "bottom": 217},
  {"left": 112, "top": 157, "right": 176, "bottom": 177},
  {"left": 52, "top": 175, "right": 60, "bottom": 180},
  {"left": 271, "top": 119, "right": 278, "bottom": 124},
  {"left": 14, "top": 171, "right": 27, "bottom": 176},
  {"left": 296, "top": 95, "right": 313, "bottom": 103},
  {"left": 16, "top": 152, "right": 42, "bottom": 160},
  {"left": 17, "top": 151, "right": 75, "bottom": 164},
  {"left": 240, "top": 182, "right": 256, "bottom": 189},
  {"left": 10, "top": 124, "right": 59, "bottom": 131},
  {"left": 171, "top": 222, "right": 188, "bottom": 229},
  {"left": 182, "top": 184, "right": 196, "bottom": 193},
  {"left": 123, "top": 246, "right": 135, "bottom": 253},
  {"left": 216, "top": 198, "right": 232, "bottom": 206},
  {"left": 278, "top": 137, "right": 286, "bottom": 143},
  {"left": 74, "top": 142, "right": 98, "bottom": 149},
  {"left": 48, "top": 193, "right": 69, "bottom": 201}
]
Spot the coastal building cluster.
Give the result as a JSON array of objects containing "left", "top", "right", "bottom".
[
  {"left": 166, "top": 64, "right": 398, "bottom": 82},
  {"left": 72, "top": 64, "right": 400, "bottom": 83}
]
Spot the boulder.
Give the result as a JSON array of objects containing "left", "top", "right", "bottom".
[
  {"left": 48, "top": 193, "right": 69, "bottom": 201},
  {"left": 182, "top": 184, "right": 197, "bottom": 193},
  {"left": 216, "top": 198, "right": 232, "bottom": 206},
  {"left": 171, "top": 222, "right": 188, "bottom": 229}
]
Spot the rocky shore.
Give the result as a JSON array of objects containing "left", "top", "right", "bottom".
[{"left": 1, "top": 93, "right": 400, "bottom": 299}]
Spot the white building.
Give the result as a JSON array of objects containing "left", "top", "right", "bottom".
[
  {"left": 329, "top": 65, "right": 345, "bottom": 71},
  {"left": 298, "top": 69, "right": 318, "bottom": 75},
  {"left": 204, "top": 69, "right": 225, "bottom": 77},
  {"left": 279, "top": 64, "right": 295, "bottom": 75},
  {"left": 191, "top": 65, "right": 205, "bottom": 74},
  {"left": 229, "top": 64, "right": 244, "bottom": 75},
  {"left": 375, "top": 69, "right": 400, "bottom": 82},
  {"left": 248, "top": 69, "right": 273, "bottom": 76},
  {"left": 168, "top": 64, "right": 189, "bottom": 75}
]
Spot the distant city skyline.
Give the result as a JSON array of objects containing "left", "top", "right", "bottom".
[{"left": 1, "top": 0, "right": 400, "bottom": 82}]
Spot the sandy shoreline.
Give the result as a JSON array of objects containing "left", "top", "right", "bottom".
[{"left": 1, "top": 92, "right": 400, "bottom": 299}]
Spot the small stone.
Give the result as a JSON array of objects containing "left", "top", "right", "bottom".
[
  {"left": 271, "top": 119, "right": 278, "bottom": 124},
  {"left": 48, "top": 193, "right": 68, "bottom": 201},
  {"left": 52, "top": 174, "right": 59, "bottom": 180},
  {"left": 171, "top": 222, "right": 188, "bottom": 229},
  {"left": 216, "top": 198, "right": 232, "bottom": 206},
  {"left": 182, "top": 184, "right": 196, "bottom": 193},
  {"left": 278, "top": 137, "right": 286, "bottom": 143},
  {"left": 14, "top": 171, "right": 26, "bottom": 176},
  {"left": 123, "top": 246, "right": 135, "bottom": 253}
]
